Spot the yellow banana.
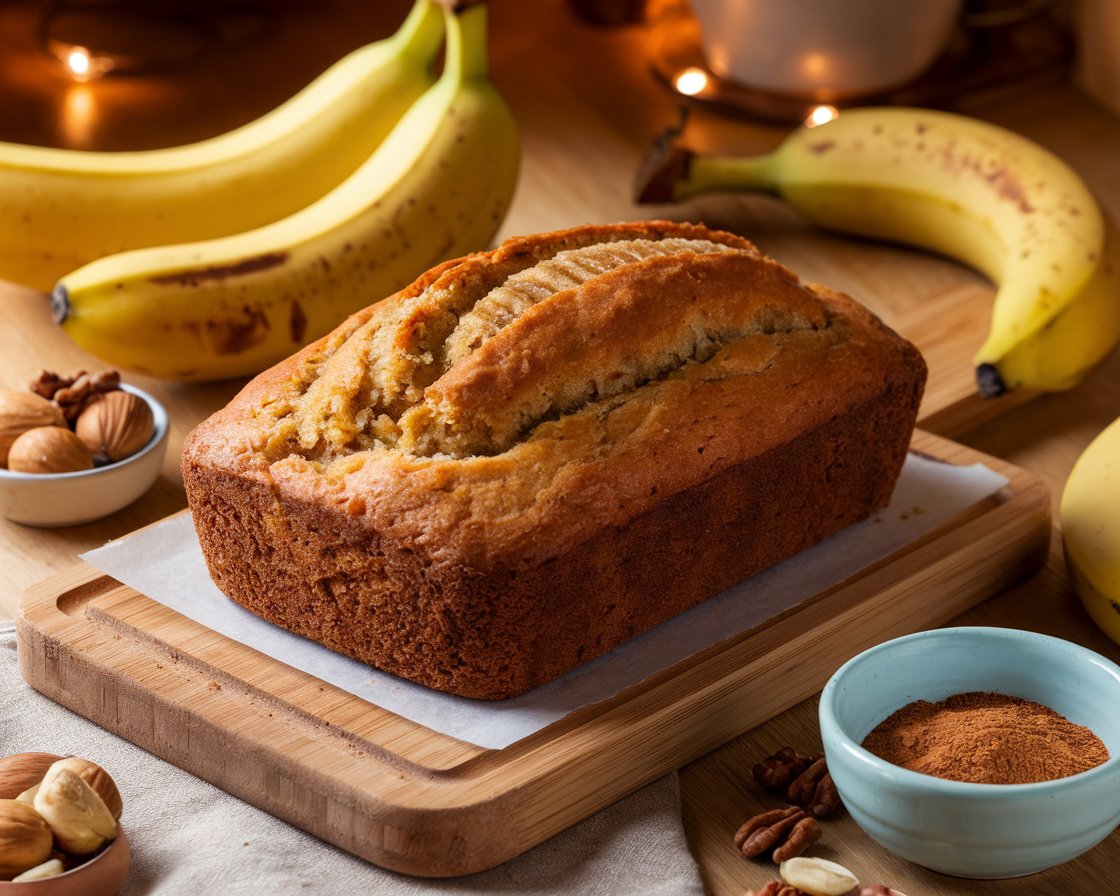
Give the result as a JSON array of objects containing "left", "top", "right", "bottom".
[
  {"left": 1061, "top": 415, "right": 1120, "bottom": 647},
  {"left": 636, "top": 107, "right": 1120, "bottom": 397},
  {"left": 0, "top": 0, "right": 444, "bottom": 290},
  {"left": 52, "top": 0, "right": 519, "bottom": 382}
]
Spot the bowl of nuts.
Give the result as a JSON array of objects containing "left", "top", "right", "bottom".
[
  {"left": 0, "top": 753, "right": 128, "bottom": 894},
  {"left": 819, "top": 627, "right": 1120, "bottom": 878},
  {"left": 0, "top": 371, "right": 169, "bottom": 527}
]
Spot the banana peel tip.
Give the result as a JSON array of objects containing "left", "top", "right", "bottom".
[
  {"left": 634, "top": 110, "right": 692, "bottom": 204},
  {"left": 976, "top": 363, "right": 1007, "bottom": 398},
  {"left": 50, "top": 284, "right": 70, "bottom": 325}
]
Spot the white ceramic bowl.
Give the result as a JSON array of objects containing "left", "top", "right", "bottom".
[
  {"left": 691, "top": 0, "right": 963, "bottom": 98},
  {"left": 0, "top": 385, "right": 169, "bottom": 527},
  {"left": 819, "top": 626, "right": 1120, "bottom": 878}
]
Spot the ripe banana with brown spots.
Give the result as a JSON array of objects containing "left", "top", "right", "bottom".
[
  {"left": 0, "top": 0, "right": 444, "bottom": 291},
  {"left": 1061, "top": 415, "right": 1120, "bottom": 647},
  {"left": 52, "top": 0, "right": 519, "bottom": 381},
  {"left": 637, "top": 107, "right": 1120, "bottom": 397}
]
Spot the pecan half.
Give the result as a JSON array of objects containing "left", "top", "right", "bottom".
[
  {"left": 753, "top": 746, "right": 814, "bottom": 790},
  {"left": 787, "top": 756, "right": 842, "bottom": 818},
  {"left": 734, "top": 806, "right": 822, "bottom": 862},
  {"left": 753, "top": 747, "right": 842, "bottom": 817},
  {"left": 752, "top": 882, "right": 805, "bottom": 896}
]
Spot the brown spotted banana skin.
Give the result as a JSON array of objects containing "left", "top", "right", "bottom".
[
  {"left": 51, "top": 2, "right": 518, "bottom": 382},
  {"left": 0, "top": 0, "right": 444, "bottom": 290}
]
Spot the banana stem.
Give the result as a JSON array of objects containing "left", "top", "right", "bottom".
[
  {"left": 634, "top": 114, "right": 782, "bottom": 204},
  {"left": 679, "top": 153, "right": 781, "bottom": 200},
  {"left": 393, "top": 0, "right": 446, "bottom": 66},
  {"left": 444, "top": 1, "right": 490, "bottom": 82}
]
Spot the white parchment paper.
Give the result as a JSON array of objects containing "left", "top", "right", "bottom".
[{"left": 82, "top": 453, "right": 1008, "bottom": 750}]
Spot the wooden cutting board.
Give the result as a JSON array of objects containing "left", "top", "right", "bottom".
[{"left": 17, "top": 430, "right": 1049, "bottom": 878}]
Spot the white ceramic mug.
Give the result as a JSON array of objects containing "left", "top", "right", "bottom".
[{"left": 690, "top": 0, "right": 964, "bottom": 98}]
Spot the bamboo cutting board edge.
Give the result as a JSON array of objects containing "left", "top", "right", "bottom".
[{"left": 16, "top": 431, "right": 1051, "bottom": 876}]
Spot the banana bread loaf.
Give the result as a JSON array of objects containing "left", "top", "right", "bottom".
[{"left": 182, "top": 221, "right": 927, "bottom": 700}]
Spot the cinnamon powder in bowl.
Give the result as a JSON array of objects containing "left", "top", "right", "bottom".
[
  {"left": 860, "top": 690, "right": 1109, "bottom": 785},
  {"left": 818, "top": 627, "right": 1120, "bottom": 878}
]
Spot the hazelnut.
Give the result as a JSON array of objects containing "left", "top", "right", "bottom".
[
  {"left": 0, "top": 752, "right": 62, "bottom": 800},
  {"left": 7, "top": 426, "right": 93, "bottom": 474},
  {"left": 0, "top": 391, "right": 65, "bottom": 468},
  {"left": 0, "top": 799, "right": 53, "bottom": 880},
  {"left": 33, "top": 764, "right": 117, "bottom": 856},
  {"left": 75, "top": 390, "right": 154, "bottom": 463}
]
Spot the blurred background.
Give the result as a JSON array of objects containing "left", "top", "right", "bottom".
[{"left": 0, "top": 0, "right": 1114, "bottom": 155}]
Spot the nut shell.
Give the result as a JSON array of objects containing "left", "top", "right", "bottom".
[
  {"left": 7, "top": 427, "right": 93, "bottom": 474},
  {"left": 75, "top": 391, "right": 154, "bottom": 463},
  {"left": 0, "top": 391, "right": 65, "bottom": 468},
  {"left": 0, "top": 753, "right": 62, "bottom": 800},
  {"left": 0, "top": 798, "right": 53, "bottom": 880}
]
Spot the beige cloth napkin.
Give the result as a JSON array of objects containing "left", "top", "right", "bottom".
[{"left": 0, "top": 626, "right": 704, "bottom": 895}]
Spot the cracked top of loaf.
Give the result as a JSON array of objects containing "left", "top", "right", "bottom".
[{"left": 183, "top": 220, "right": 925, "bottom": 571}]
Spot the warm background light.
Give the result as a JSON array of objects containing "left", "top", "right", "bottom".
[
  {"left": 673, "top": 66, "right": 709, "bottom": 97},
  {"left": 66, "top": 47, "right": 92, "bottom": 79},
  {"left": 61, "top": 85, "right": 98, "bottom": 146},
  {"left": 805, "top": 104, "right": 839, "bottom": 127}
]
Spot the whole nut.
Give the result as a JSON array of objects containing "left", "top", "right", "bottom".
[
  {"left": 0, "top": 798, "right": 53, "bottom": 880},
  {"left": 0, "top": 752, "right": 62, "bottom": 800},
  {"left": 32, "top": 764, "right": 117, "bottom": 855},
  {"left": 0, "top": 391, "right": 66, "bottom": 468},
  {"left": 75, "top": 390, "right": 154, "bottom": 463},
  {"left": 50, "top": 757, "right": 122, "bottom": 820},
  {"left": 780, "top": 857, "right": 860, "bottom": 896},
  {"left": 7, "top": 426, "right": 93, "bottom": 474},
  {"left": 11, "top": 857, "right": 66, "bottom": 882}
]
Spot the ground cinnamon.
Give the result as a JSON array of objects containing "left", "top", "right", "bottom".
[{"left": 861, "top": 691, "right": 1110, "bottom": 784}]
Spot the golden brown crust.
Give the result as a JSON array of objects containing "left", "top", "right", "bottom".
[{"left": 182, "top": 221, "right": 926, "bottom": 699}]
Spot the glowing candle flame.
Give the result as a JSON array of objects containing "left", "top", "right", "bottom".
[
  {"left": 58, "top": 44, "right": 113, "bottom": 81},
  {"left": 674, "top": 67, "right": 709, "bottom": 97},
  {"left": 805, "top": 104, "right": 839, "bottom": 128},
  {"left": 66, "top": 47, "right": 93, "bottom": 80}
]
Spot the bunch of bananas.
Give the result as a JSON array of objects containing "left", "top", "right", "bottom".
[
  {"left": 636, "top": 107, "right": 1120, "bottom": 398},
  {"left": 1062, "top": 416, "right": 1120, "bottom": 648},
  {"left": 1, "top": 0, "right": 519, "bottom": 381}
]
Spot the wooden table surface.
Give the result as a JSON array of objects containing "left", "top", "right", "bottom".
[{"left": 2, "top": 2, "right": 1119, "bottom": 893}]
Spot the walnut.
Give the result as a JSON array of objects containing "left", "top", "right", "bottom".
[
  {"left": 753, "top": 747, "right": 842, "bottom": 817},
  {"left": 734, "top": 806, "right": 822, "bottom": 863},
  {"left": 28, "top": 370, "right": 78, "bottom": 401},
  {"left": 31, "top": 370, "right": 121, "bottom": 423}
]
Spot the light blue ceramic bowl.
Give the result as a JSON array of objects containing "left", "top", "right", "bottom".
[{"left": 819, "top": 626, "right": 1120, "bottom": 879}]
